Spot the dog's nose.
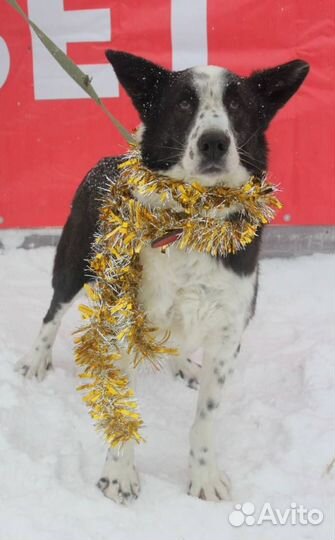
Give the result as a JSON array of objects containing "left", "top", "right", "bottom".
[{"left": 197, "top": 130, "right": 231, "bottom": 162}]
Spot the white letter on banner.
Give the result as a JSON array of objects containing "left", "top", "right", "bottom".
[
  {"left": 28, "top": 0, "right": 118, "bottom": 100},
  {"left": 0, "top": 36, "right": 10, "bottom": 88},
  {"left": 171, "top": 0, "right": 208, "bottom": 70}
]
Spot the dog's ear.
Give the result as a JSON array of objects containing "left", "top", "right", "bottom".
[
  {"left": 248, "top": 59, "right": 310, "bottom": 127},
  {"left": 105, "top": 50, "right": 170, "bottom": 121}
]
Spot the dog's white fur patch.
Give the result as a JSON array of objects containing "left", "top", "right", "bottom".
[
  {"left": 166, "top": 66, "right": 250, "bottom": 187},
  {"left": 139, "top": 246, "right": 255, "bottom": 352}
]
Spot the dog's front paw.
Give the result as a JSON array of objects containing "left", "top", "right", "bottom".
[
  {"left": 173, "top": 358, "right": 201, "bottom": 390},
  {"left": 97, "top": 465, "right": 140, "bottom": 505},
  {"left": 15, "top": 353, "right": 52, "bottom": 381},
  {"left": 188, "top": 468, "right": 231, "bottom": 502}
]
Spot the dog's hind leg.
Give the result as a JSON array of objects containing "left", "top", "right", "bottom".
[
  {"left": 16, "top": 292, "right": 78, "bottom": 381},
  {"left": 16, "top": 158, "right": 119, "bottom": 380},
  {"left": 16, "top": 203, "right": 95, "bottom": 380}
]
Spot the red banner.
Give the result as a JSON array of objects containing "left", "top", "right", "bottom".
[{"left": 1, "top": 0, "right": 334, "bottom": 228}]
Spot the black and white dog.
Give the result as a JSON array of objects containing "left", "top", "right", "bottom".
[{"left": 17, "top": 51, "right": 309, "bottom": 504}]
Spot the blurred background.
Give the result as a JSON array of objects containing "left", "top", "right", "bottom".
[{"left": 0, "top": 0, "right": 334, "bottom": 252}]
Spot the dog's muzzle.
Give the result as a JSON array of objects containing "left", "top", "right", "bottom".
[{"left": 197, "top": 130, "right": 231, "bottom": 173}]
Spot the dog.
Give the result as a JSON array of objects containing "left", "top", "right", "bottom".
[{"left": 17, "top": 50, "right": 309, "bottom": 504}]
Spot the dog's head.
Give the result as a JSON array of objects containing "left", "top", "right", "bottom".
[{"left": 106, "top": 51, "right": 309, "bottom": 187}]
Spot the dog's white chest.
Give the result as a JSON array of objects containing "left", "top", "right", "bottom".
[{"left": 139, "top": 246, "right": 256, "bottom": 352}]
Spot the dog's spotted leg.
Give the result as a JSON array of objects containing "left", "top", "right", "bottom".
[
  {"left": 188, "top": 327, "right": 243, "bottom": 502},
  {"left": 15, "top": 301, "right": 70, "bottom": 381},
  {"left": 97, "top": 355, "right": 140, "bottom": 504}
]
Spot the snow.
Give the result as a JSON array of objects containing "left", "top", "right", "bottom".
[{"left": 0, "top": 241, "right": 334, "bottom": 540}]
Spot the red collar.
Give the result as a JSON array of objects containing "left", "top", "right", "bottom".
[{"left": 151, "top": 230, "right": 183, "bottom": 251}]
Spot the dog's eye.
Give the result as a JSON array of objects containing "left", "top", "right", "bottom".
[
  {"left": 228, "top": 99, "right": 239, "bottom": 110},
  {"left": 178, "top": 99, "right": 192, "bottom": 111}
]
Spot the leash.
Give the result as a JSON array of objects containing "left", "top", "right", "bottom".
[{"left": 5, "top": 0, "right": 136, "bottom": 145}]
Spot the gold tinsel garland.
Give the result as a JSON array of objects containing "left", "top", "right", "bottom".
[{"left": 74, "top": 145, "right": 282, "bottom": 446}]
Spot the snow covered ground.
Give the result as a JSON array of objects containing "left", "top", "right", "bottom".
[{"left": 0, "top": 239, "right": 334, "bottom": 540}]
